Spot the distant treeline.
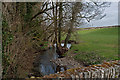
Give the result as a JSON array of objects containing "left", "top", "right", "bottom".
[{"left": 78, "top": 25, "right": 120, "bottom": 30}]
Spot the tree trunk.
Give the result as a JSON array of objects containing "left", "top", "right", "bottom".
[
  {"left": 58, "top": 2, "right": 62, "bottom": 47},
  {"left": 64, "top": 3, "right": 76, "bottom": 48},
  {"left": 52, "top": 2, "right": 58, "bottom": 45},
  {"left": 55, "top": 3, "right": 58, "bottom": 45}
]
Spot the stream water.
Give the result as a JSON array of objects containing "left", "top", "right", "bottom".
[{"left": 38, "top": 43, "right": 71, "bottom": 76}]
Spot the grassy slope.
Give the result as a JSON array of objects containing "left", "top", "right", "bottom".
[{"left": 67, "top": 27, "right": 118, "bottom": 64}]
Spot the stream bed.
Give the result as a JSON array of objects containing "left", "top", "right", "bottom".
[{"left": 38, "top": 43, "right": 71, "bottom": 76}]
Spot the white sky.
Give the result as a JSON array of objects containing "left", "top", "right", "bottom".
[
  {"left": 89, "top": 2, "right": 118, "bottom": 27},
  {"left": 2, "top": 0, "right": 120, "bottom": 2},
  {"left": 85, "top": 0, "right": 120, "bottom": 2}
]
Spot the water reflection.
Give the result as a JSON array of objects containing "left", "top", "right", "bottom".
[{"left": 54, "top": 43, "right": 71, "bottom": 49}]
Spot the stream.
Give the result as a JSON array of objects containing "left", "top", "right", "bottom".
[{"left": 38, "top": 43, "right": 71, "bottom": 76}]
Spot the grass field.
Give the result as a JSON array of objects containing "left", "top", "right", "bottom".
[{"left": 66, "top": 27, "right": 119, "bottom": 65}]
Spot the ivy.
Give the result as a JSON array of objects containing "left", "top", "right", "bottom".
[
  {"left": 24, "top": 3, "right": 34, "bottom": 22},
  {"left": 2, "top": 19, "right": 13, "bottom": 76},
  {"left": 2, "top": 20, "right": 13, "bottom": 47}
]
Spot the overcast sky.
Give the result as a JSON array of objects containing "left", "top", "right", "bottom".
[{"left": 84, "top": 2, "right": 118, "bottom": 27}]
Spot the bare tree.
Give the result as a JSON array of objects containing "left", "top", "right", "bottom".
[
  {"left": 63, "top": 2, "right": 110, "bottom": 47},
  {"left": 64, "top": 2, "right": 82, "bottom": 47}
]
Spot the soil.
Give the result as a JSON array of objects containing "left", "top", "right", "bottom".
[{"left": 51, "top": 56, "right": 83, "bottom": 69}]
